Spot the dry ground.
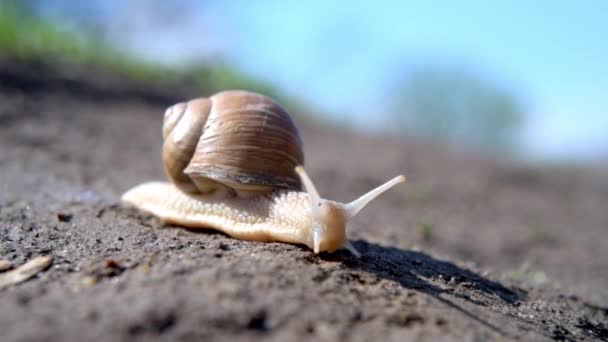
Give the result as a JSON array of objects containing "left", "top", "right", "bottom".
[{"left": 1, "top": 60, "right": 607, "bottom": 341}]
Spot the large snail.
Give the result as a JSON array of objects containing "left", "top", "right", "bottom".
[{"left": 122, "top": 90, "right": 406, "bottom": 256}]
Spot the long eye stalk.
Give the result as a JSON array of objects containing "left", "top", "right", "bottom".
[
  {"left": 344, "top": 175, "right": 406, "bottom": 219},
  {"left": 295, "top": 166, "right": 324, "bottom": 253},
  {"left": 295, "top": 166, "right": 322, "bottom": 217}
]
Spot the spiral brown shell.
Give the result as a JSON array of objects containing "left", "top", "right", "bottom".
[{"left": 162, "top": 90, "right": 304, "bottom": 195}]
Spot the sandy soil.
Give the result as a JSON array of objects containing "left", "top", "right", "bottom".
[{"left": 1, "top": 59, "right": 607, "bottom": 341}]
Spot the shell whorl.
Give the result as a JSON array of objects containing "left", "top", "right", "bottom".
[{"left": 162, "top": 90, "right": 305, "bottom": 195}]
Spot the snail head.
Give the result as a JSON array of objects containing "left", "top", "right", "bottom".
[{"left": 294, "top": 166, "right": 406, "bottom": 257}]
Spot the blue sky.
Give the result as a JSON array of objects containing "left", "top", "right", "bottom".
[
  {"left": 215, "top": 1, "right": 608, "bottom": 160},
  {"left": 53, "top": 1, "right": 608, "bottom": 160}
]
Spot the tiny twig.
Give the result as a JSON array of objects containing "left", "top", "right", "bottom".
[
  {"left": 0, "top": 256, "right": 53, "bottom": 289},
  {"left": 0, "top": 260, "right": 12, "bottom": 272}
]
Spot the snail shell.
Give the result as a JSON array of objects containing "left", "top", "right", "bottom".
[
  {"left": 162, "top": 90, "right": 304, "bottom": 195},
  {"left": 122, "top": 90, "right": 406, "bottom": 256}
]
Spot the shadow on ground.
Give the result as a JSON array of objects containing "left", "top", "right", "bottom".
[{"left": 321, "top": 240, "right": 521, "bottom": 337}]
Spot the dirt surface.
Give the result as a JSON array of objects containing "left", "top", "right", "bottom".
[{"left": 1, "top": 59, "right": 608, "bottom": 341}]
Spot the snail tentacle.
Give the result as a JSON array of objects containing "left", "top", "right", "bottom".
[{"left": 343, "top": 175, "right": 407, "bottom": 219}]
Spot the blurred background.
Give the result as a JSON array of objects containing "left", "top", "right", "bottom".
[{"left": 1, "top": 0, "right": 607, "bottom": 163}]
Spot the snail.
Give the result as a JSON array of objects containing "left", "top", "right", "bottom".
[{"left": 121, "top": 90, "right": 406, "bottom": 256}]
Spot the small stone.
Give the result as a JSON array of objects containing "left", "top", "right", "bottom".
[
  {"left": 82, "top": 276, "right": 97, "bottom": 287},
  {"left": 105, "top": 259, "right": 122, "bottom": 269},
  {"left": 95, "top": 208, "right": 105, "bottom": 218},
  {"left": 57, "top": 211, "right": 73, "bottom": 222}
]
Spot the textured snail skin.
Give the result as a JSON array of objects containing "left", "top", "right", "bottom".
[
  {"left": 122, "top": 182, "right": 336, "bottom": 251},
  {"left": 121, "top": 170, "right": 406, "bottom": 255}
]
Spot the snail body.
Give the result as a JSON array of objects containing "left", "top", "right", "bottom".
[
  {"left": 122, "top": 90, "right": 406, "bottom": 256},
  {"left": 122, "top": 182, "right": 339, "bottom": 252}
]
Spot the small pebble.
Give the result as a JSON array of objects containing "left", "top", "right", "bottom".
[
  {"left": 57, "top": 212, "right": 73, "bottom": 223},
  {"left": 105, "top": 259, "right": 122, "bottom": 269},
  {"left": 81, "top": 276, "right": 97, "bottom": 287}
]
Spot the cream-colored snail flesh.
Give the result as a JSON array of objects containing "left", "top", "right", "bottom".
[{"left": 122, "top": 90, "right": 406, "bottom": 256}]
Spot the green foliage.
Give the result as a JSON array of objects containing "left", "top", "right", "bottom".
[
  {"left": 0, "top": 1, "right": 308, "bottom": 116},
  {"left": 0, "top": 1, "right": 173, "bottom": 80},
  {"left": 391, "top": 65, "right": 524, "bottom": 153},
  {"left": 418, "top": 220, "right": 434, "bottom": 242}
]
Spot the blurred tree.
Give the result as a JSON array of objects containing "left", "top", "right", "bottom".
[
  {"left": 390, "top": 65, "right": 524, "bottom": 153},
  {"left": 0, "top": 0, "right": 311, "bottom": 120}
]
